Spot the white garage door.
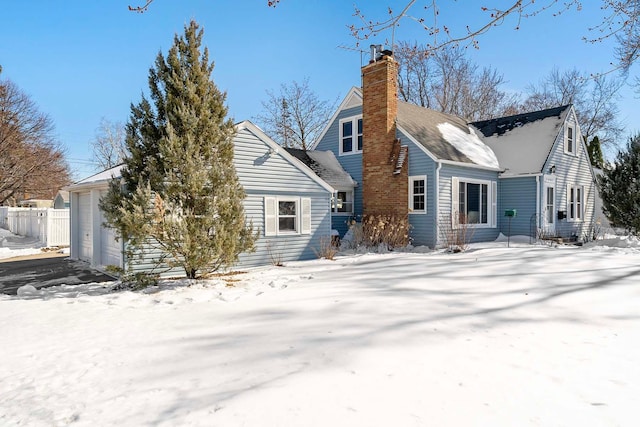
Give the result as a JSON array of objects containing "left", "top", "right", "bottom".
[
  {"left": 78, "top": 192, "right": 92, "bottom": 262},
  {"left": 99, "top": 190, "right": 121, "bottom": 268}
]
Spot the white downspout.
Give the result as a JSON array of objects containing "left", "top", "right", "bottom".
[
  {"left": 435, "top": 161, "right": 442, "bottom": 248},
  {"left": 536, "top": 175, "right": 541, "bottom": 231}
]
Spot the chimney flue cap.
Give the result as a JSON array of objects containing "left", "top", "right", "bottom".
[{"left": 369, "top": 44, "right": 393, "bottom": 63}]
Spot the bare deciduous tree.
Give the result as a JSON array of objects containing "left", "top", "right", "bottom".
[
  {"left": 349, "top": 1, "right": 639, "bottom": 75},
  {"left": 255, "top": 78, "right": 337, "bottom": 150},
  {"left": 0, "top": 79, "right": 71, "bottom": 205},
  {"left": 129, "top": 1, "right": 639, "bottom": 75},
  {"left": 91, "top": 117, "right": 127, "bottom": 169},
  {"left": 396, "top": 42, "right": 520, "bottom": 121},
  {"left": 523, "top": 67, "right": 624, "bottom": 146}
]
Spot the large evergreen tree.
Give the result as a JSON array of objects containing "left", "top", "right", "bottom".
[
  {"left": 101, "top": 20, "right": 256, "bottom": 279},
  {"left": 598, "top": 134, "right": 640, "bottom": 235}
]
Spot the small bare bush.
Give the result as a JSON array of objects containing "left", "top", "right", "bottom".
[
  {"left": 314, "top": 235, "right": 339, "bottom": 260},
  {"left": 266, "top": 240, "right": 284, "bottom": 266},
  {"left": 439, "top": 213, "right": 475, "bottom": 252}
]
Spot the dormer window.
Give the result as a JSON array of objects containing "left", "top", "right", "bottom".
[
  {"left": 339, "top": 116, "right": 362, "bottom": 155},
  {"left": 565, "top": 124, "right": 577, "bottom": 155}
]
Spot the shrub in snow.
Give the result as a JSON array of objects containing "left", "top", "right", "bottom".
[
  {"left": 598, "top": 134, "right": 640, "bottom": 236},
  {"left": 313, "top": 235, "right": 339, "bottom": 260},
  {"left": 439, "top": 213, "right": 475, "bottom": 252},
  {"left": 339, "top": 215, "right": 411, "bottom": 251},
  {"left": 108, "top": 269, "right": 159, "bottom": 291}
]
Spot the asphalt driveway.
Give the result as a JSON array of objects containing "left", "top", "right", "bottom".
[{"left": 0, "top": 255, "right": 114, "bottom": 295}]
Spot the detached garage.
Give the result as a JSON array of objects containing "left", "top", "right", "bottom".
[
  {"left": 66, "top": 121, "right": 334, "bottom": 277},
  {"left": 65, "top": 166, "right": 124, "bottom": 273}
]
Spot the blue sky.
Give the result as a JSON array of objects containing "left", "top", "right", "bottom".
[{"left": 1, "top": 1, "right": 637, "bottom": 180}]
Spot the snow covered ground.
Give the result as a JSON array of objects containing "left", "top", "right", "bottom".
[
  {"left": 0, "top": 227, "right": 47, "bottom": 259},
  {"left": 1, "top": 233, "right": 639, "bottom": 426}
]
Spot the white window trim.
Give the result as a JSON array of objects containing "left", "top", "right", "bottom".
[
  {"left": 264, "top": 196, "right": 311, "bottom": 236},
  {"left": 452, "top": 177, "right": 496, "bottom": 229},
  {"left": 409, "top": 175, "right": 427, "bottom": 214},
  {"left": 567, "top": 185, "right": 585, "bottom": 222},
  {"left": 338, "top": 115, "right": 363, "bottom": 156},
  {"left": 564, "top": 124, "right": 577, "bottom": 156},
  {"left": 332, "top": 189, "right": 355, "bottom": 216}
]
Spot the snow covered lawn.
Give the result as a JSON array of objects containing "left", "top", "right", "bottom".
[
  {"left": 1, "top": 238, "right": 639, "bottom": 426},
  {"left": 0, "top": 227, "right": 46, "bottom": 260}
]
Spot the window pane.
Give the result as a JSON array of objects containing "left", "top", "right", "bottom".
[
  {"left": 576, "top": 188, "right": 582, "bottom": 219},
  {"left": 343, "top": 137, "right": 353, "bottom": 153},
  {"left": 568, "top": 127, "right": 574, "bottom": 152},
  {"left": 279, "top": 217, "right": 296, "bottom": 231},
  {"left": 467, "top": 183, "right": 480, "bottom": 224},
  {"left": 357, "top": 119, "right": 363, "bottom": 151},
  {"left": 459, "top": 182, "right": 466, "bottom": 222},
  {"left": 337, "top": 191, "right": 346, "bottom": 212},
  {"left": 413, "top": 195, "right": 424, "bottom": 211},
  {"left": 546, "top": 187, "right": 554, "bottom": 223},
  {"left": 343, "top": 121, "right": 353, "bottom": 137},
  {"left": 481, "top": 184, "right": 488, "bottom": 223},
  {"left": 279, "top": 201, "right": 296, "bottom": 216}
]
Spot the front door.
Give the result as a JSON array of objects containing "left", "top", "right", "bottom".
[{"left": 543, "top": 176, "right": 556, "bottom": 236}]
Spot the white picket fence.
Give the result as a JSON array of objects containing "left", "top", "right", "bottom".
[{"left": 0, "top": 207, "right": 70, "bottom": 247}]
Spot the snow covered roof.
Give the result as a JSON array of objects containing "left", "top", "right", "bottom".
[
  {"left": 397, "top": 101, "right": 499, "bottom": 169},
  {"left": 471, "top": 105, "right": 571, "bottom": 176},
  {"left": 284, "top": 148, "right": 357, "bottom": 189},
  {"left": 66, "top": 164, "right": 124, "bottom": 190}
]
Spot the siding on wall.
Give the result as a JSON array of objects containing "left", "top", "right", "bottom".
[
  {"left": 238, "top": 192, "right": 331, "bottom": 268},
  {"left": 498, "top": 177, "right": 538, "bottom": 238},
  {"left": 439, "top": 164, "right": 500, "bottom": 245},
  {"left": 403, "top": 131, "right": 438, "bottom": 247},
  {"left": 542, "top": 110, "right": 596, "bottom": 239},
  {"left": 316, "top": 106, "right": 363, "bottom": 237},
  {"left": 126, "top": 126, "right": 333, "bottom": 277}
]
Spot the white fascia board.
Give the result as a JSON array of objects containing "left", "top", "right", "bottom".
[
  {"left": 64, "top": 178, "right": 119, "bottom": 192},
  {"left": 499, "top": 172, "right": 543, "bottom": 179},
  {"left": 438, "top": 159, "right": 503, "bottom": 172},
  {"left": 309, "top": 87, "right": 362, "bottom": 150},
  {"left": 236, "top": 120, "right": 335, "bottom": 195}
]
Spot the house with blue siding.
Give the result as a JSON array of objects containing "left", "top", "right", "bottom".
[
  {"left": 312, "top": 49, "right": 502, "bottom": 248},
  {"left": 472, "top": 105, "right": 596, "bottom": 241},
  {"left": 309, "top": 47, "right": 595, "bottom": 247},
  {"left": 66, "top": 120, "right": 334, "bottom": 275}
]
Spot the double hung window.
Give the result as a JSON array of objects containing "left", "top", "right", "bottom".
[
  {"left": 409, "top": 176, "right": 426, "bottom": 214},
  {"left": 339, "top": 116, "right": 363, "bottom": 155}
]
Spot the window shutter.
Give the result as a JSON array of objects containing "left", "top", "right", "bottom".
[
  {"left": 580, "top": 185, "right": 585, "bottom": 220},
  {"left": 491, "top": 181, "right": 497, "bottom": 227},
  {"left": 264, "top": 197, "right": 277, "bottom": 236},
  {"left": 566, "top": 184, "right": 572, "bottom": 220},
  {"left": 301, "top": 197, "right": 311, "bottom": 235},
  {"left": 451, "top": 177, "right": 459, "bottom": 228}
]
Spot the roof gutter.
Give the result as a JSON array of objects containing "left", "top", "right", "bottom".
[
  {"left": 438, "top": 159, "right": 502, "bottom": 172},
  {"left": 498, "top": 172, "right": 544, "bottom": 179}
]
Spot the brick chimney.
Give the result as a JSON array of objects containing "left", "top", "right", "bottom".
[{"left": 361, "top": 46, "right": 408, "bottom": 217}]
